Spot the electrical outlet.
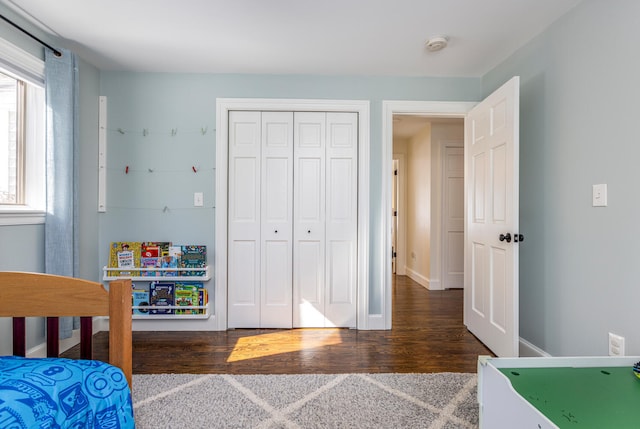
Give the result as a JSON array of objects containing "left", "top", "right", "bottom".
[{"left": 608, "top": 332, "right": 625, "bottom": 356}]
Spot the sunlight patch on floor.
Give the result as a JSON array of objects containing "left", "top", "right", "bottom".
[{"left": 227, "top": 330, "right": 343, "bottom": 362}]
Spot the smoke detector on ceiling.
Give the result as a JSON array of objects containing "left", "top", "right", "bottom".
[{"left": 425, "top": 36, "right": 449, "bottom": 52}]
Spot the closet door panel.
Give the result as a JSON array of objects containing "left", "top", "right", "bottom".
[
  {"left": 261, "top": 112, "right": 293, "bottom": 328},
  {"left": 325, "top": 112, "right": 358, "bottom": 328},
  {"left": 328, "top": 240, "right": 355, "bottom": 303},
  {"left": 262, "top": 240, "right": 291, "bottom": 327},
  {"left": 295, "top": 241, "right": 324, "bottom": 326},
  {"left": 293, "top": 112, "right": 326, "bottom": 328},
  {"left": 228, "top": 111, "right": 261, "bottom": 328},
  {"left": 231, "top": 241, "right": 259, "bottom": 303},
  {"left": 297, "top": 159, "right": 322, "bottom": 222}
]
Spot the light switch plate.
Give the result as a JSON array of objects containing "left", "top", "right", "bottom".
[
  {"left": 194, "top": 192, "right": 204, "bottom": 207},
  {"left": 592, "top": 184, "right": 607, "bottom": 207}
]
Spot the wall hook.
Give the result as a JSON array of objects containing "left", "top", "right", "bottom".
[
  {"left": 143, "top": 128, "right": 148, "bottom": 136},
  {"left": 125, "top": 165, "right": 129, "bottom": 174},
  {"left": 117, "top": 128, "right": 125, "bottom": 134},
  {"left": 192, "top": 166, "right": 198, "bottom": 173},
  {"left": 171, "top": 128, "right": 178, "bottom": 136},
  {"left": 201, "top": 127, "right": 207, "bottom": 135},
  {"left": 148, "top": 168, "right": 154, "bottom": 173},
  {"left": 163, "top": 206, "right": 169, "bottom": 213}
]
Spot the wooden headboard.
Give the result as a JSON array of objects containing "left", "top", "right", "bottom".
[{"left": 0, "top": 272, "right": 132, "bottom": 386}]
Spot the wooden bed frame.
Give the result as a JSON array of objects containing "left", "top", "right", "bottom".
[{"left": 0, "top": 271, "right": 132, "bottom": 386}]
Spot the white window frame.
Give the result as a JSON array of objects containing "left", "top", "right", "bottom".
[{"left": 0, "top": 37, "right": 45, "bottom": 226}]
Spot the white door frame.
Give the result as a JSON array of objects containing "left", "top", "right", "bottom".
[
  {"left": 440, "top": 142, "right": 464, "bottom": 290},
  {"left": 381, "top": 101, "right": 476, "bottom": 329},
  {"left": 216, "top": 98, "right": 370, "bottom": 330},
  {"left": 393, "top": 154, "right": 406, "bottom": 276}
]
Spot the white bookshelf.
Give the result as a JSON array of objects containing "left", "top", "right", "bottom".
[{"left": 102, "top": 265, "right": 212, "bottom": 324}]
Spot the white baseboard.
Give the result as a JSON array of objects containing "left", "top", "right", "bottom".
[
  {"left": 405, "top": 267, "right": 429, "bottom": 289},
  {"left": 428, "top": 279, "right": 442, "bottom": 290},
  {"left": 365, "top": 314, "right": 386, "bottom": 330},
  {"left": 519, "top": 338, "right": 551, "bottom": 357}
]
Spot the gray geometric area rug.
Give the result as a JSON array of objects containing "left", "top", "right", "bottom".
[{"left": 132, "top": 373, "right": 478, "bottom": 429}]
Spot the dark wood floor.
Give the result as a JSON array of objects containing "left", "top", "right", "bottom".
[{"left": 66, "top": 275, "right": 493, "bottom": 373}]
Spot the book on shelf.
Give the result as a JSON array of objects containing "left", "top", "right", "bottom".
[
  {"left": 132, "top": 287, "right": 150, "bottom": 315},
  {"left": 106, "top": 241, "right": 209, "bottom": 279},
  {"left": 142, "top": 241, "right": 172, "bottom": 257},
  {"left": 159, "top": 255, "right": 178, "bottom": 276},
  {"left": 174, "top": 281, "right": 201, "bottom": 315},
  {"left": 198, "top": 288, "right": 208, "bottom": 315},
  {"left": 140, "top": 256, "right": 160, "bottom": 276},
  {"left": 140, "top": 242, "right": 160, "bottom": 259},
  {"left": 149, "top": 281, "right": 174, "bottom": 314},
  {"left": 108, "top": 242, "right": 141, "bottom": 276},
  {"left": 179, "top": 245, "right": 207, "bottom": 276}
]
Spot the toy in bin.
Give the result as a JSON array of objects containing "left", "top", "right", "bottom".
[{"left": 634, "top": 361, "right": 640, "bottom": 379}]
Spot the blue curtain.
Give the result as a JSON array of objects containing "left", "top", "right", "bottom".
[{"left": 44, "top": 48, "right": 79, "bottom": 339}]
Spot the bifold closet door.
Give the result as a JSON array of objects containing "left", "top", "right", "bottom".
[
  {"left": 228, "top": 111, "right": 293, "bottom": 328},
  {"left": 293, "top": 112, "right": 358, "bottom": 328}
]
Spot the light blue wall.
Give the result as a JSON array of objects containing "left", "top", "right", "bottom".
[
  {"left": 0, "top": 224, "right": 45, "bottom": 354},
  {"left": 98, "top": 73, "right": 482, "bottom": 315},
  {"left": 7, "top": 0, "right": 636, "bottom": 356},
  {"left": 484, "top": 0, "right": 640, "bottom": 356}
]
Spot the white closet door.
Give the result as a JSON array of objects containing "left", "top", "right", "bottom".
[
  {"left": 228, "top": 111, "right": 262, "bottom": 328},
  {"left": 260, "top": 112, "right": 293, "bottom": 328},
  {"left": 293, "top": 112, "right": 358, "bottom": 328},
  {"left": 293, "top": 112, "right": 326, "bottom": 327},
  {"left": 325, "top": 112, "right": 358, "bottom": 328}
]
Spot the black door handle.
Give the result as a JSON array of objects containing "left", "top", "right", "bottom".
[{"left": 499, "top": 233, "right": 512, "bottom": 243}]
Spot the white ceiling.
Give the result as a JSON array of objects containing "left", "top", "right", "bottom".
[{"left": 2, "top": 0, "right": 582, "bottom": 76}]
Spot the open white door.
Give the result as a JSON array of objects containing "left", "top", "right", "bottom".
[{"left": 464, "top": 76, "right": 520, "bottom": 357}]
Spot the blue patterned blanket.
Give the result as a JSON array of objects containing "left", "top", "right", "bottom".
[{"left": 0, "top": 356, "right": 134, "bottom": 428}]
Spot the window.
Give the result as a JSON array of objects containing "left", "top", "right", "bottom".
[
  {"left": 0, "top": 72, "right": 23, "bottom": 205},
  {"left": 0, "top": 39, "right": 45, "bottom": 225}
]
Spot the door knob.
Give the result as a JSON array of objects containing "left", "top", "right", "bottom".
[
  {"left": 514, "top": 234, "right": 524, "bottom": 243},
  {"left": 274, "top": 230, "right": 278, "bottom": 234},
  {"left": 499, "top": 233, "right": 512, "bottom": 243},
  {"left": 307, "top": 230, "right": 311, "bottom": 234}
]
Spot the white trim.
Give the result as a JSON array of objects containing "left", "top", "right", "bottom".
[
  {"left": 405, "top": 267, "right": 430, "bottom": 289},
  {"left": 393, "top": 154, "right": 406, "bottom": 276},
  {"left": 519, "top": 338, "right": 552, "bottom": 357},
  {"left": 0, "top": 209, "right": 45, "bottom": 225},
  {"left": 216, "top": 98, "right": 370, "bottom": 330},
  {"left": 429, "top": 279, "right": 441, "bottom": 290},
  {"left": 0, "top": 37, "right": 44, "bottom": 85},
  {"left": 437, "top": 139, "right": 464, "bottom": 291},
  {"left": 382, "top": 101, "right": 476, "bottom": 329},
  {"left": 98, "top": 96, "right": 107, "bottom": 212}
]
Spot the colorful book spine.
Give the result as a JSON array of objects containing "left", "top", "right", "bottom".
[
  {"left": 132, "top": 288, "right": 150, "bottom": 315},
  {"left": 140, "top": 257, "right": 160, "bottom": 276},
  {"left": 198, "top": 288, "right": 208, "bottom": 315},
  {"left": 108, "top": 241, "right": 141, "bottom": 276},
  {"left": 149, "top": 281, "right": 174, "bottom": 314},
  {"left": 175, "top": 281, "right": 202, "bottom": 315},
  {"left": 179, "top": 245, "right": 207, "bottom": 276}
]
